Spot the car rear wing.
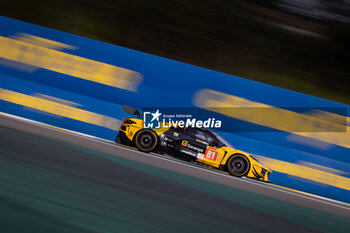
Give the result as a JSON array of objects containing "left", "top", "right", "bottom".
[{"left": 122, "top": 105, "right": 141, "bottom": 119}]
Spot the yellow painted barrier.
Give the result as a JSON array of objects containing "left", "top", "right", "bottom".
[
  {"left": 257, "top": 156, "right": 350, "bottom": 191},
  {"left": 193, "top": 89, "right": 350, "bottom": 149},
  {"left": 0, "top": 35, "right": 143, "bottom": 91},
  {"left": 0, "top": 89, "right": 121, "bottom": 130}
]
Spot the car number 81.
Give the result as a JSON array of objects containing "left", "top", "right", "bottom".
[{"left": 204, "top": 147, "right": 218, "bottom": 161}]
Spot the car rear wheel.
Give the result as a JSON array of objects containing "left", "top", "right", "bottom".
[
  {"left": 135, "top": 129, "right": 158, "bottom": 152},
  {"left": 227, "top": 154, "right": 250, "bottom": 177}
]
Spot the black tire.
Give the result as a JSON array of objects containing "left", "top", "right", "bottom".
[
  {"left": 115, "top": 132, "right": 132, "bottom": 146},
  {"left": 115, "top": 135, "right": 121, "bottom": 144},
  {"left": 226, "top": 154, "right": 250, "bottom": 177},
  {"left": 134, "top": 129, "right": 158, "bottom": 152}
]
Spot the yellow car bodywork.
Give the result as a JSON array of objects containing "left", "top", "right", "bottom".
[{"left": 119, "top": 117, "right": 271, "bottom": 182}]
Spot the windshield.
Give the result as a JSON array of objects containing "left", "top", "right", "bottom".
[{"left": 209, "top": 130, "right": 233, "bottom": 148}]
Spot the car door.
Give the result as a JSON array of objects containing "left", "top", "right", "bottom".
[
  {"left": 197, "top": 130, "right": 223, "bottom": 167},
  {"left": 178, "top": 128, "right": 207, "bottom": 157}
]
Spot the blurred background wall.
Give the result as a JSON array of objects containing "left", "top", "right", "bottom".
[{"left": 0, "top": 0, "right": 349, "bottom": 103}]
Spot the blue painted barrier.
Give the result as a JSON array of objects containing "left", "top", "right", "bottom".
[{"left": 0, "top": 15, "right": 349, "bottom": 202}]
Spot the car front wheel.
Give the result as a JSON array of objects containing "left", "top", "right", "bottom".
[{"left": 227, "top": 154, "right": 250, "bottom": 177}]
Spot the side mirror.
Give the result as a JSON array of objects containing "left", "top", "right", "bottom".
[{"left": 122, "top": 105, "right": 141, "bottom": 119}]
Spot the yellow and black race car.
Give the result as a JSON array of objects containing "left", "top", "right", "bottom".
[{"left": 116, "top": 105, "right": 271, "bottom": 182}]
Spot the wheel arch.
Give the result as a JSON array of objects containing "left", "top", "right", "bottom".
[{"left": 220, "top": 149, "right": 250, "bottom": 166}]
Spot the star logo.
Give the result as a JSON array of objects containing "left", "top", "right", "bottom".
[{"left": 150, "top": 109, "right": 162, "bottom": 122}]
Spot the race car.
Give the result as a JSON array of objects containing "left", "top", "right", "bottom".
[{"left": 115, "top": 105, "right": 271, "bottom": 182}]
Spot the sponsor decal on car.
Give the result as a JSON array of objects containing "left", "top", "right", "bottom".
[
  {"left": 186, "top": 143, "right": 205, "bottom": 153},
  {"left": 204, "top": 147, "right": 218, "bottom": 161},
  {"left": 179, "top": 149, "right": 197, "bottom": 157},
  {"left": 196, "top": 139, "right": 209, "bottom": 145},
  {"left": 181, "top": 140, "right": 205, "bottom": 153},
  {"left": 164, "top": 137, "right": 173, "bottom": 142},
  {"left": 197, "top": 153, "right": 204, "bottom": 160}
]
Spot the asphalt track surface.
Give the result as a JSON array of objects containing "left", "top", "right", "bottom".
[{"left": 0, "top": 115, "right": 349, "bottom": 233}]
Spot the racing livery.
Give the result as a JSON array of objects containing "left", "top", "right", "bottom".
[{"left": 116, "top": 106, "right": 271, "bottom": 182}]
